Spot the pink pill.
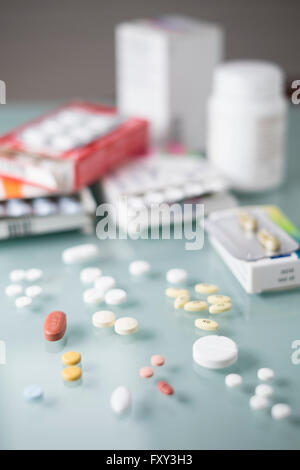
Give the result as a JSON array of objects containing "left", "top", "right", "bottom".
[
  {"left": 139, "top": 366, "right": 154, "bottom": 379},
  {"left": 151, "top": 355, "right": 165, "bottom": 367},
  {"left": 157, "top": 381, "right": 174, "bottom": 395}
]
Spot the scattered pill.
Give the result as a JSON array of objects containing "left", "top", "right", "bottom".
[
  {"left": 105, "top": 288, "right": 127, "bottom": 305},
  {"left": 157, "top": 381, "right": 174, "bottom": 396},
  {"left": 25, "top": 285, "right": 42, "bottom": 298},
  {"left": 94, "top": 275, "right": 116, "bottom": 292},
  {"left": 151, "top": 355, "right": 165, "bottom": 367},
  {"left": 25, "top": 268, "right": 43, "bottom": 282},
  {"left": 165, "top": 287, "right": 189, "bottom": 298},
  {"left": 255, "top": 384, "right": 274, "bottom": 398},
  {"left": 207, "top": 294, "right": 232, "bottom": 304},
  {"left": 62, "top": 351, "right": 81, "bottom": 366},
  {"left": 174, "top": 294, "right": 190, "bottom": 309},
  {"left": 80, "top": 267, "right": 102, "bottom": 284},
  {"left": 44, "top": 310, "right": 67, "bottom": 342},
  {"left": 62, "top": 366, "right": 82, "bottom": 382},
  {"left": 195, "top": 283, "right": 218, "bottom": 294},
  {"left": 225, "top": 373, "right": 243, "bottom": 388},
  {"left": 257, "top": 368, "right": 275, "bottom": 381},
  {"left": 92, "top": 310, "right": 116, "bottom": 328},
  {"left": 166, "top": 268, "right": 187, "bottom": 284},
  {"left": 62, "top": 243, "right": 99, "bottom": 264},
  {"left": 193, "top": 335, "right": 238, "bottom": 369},
  {"left": 10, "top": 269, "right": 26, "bottom": 283},
  {"left": 209, "top": 302, "right": 232, "bottom": 314},
  {"left": 83, "top": 288, "right": 104, "bottom": 305},
  {"left": 129, "top": 260, "right": 151, "bottom": 276},
  {"left": 23, "top": 385, "right": 44, "bottom": 402},
  {"left": 249, "top": 395, "right": 269, "bottom": 410},
  {"left": 271, "top": 403, "right": 291, "bottom": 420},
  {"left": 5, "top": 284, "right": 23, "bottom": 297},
  {"left": 139, "top": 366, "right": 154, "bottom": 378},
  {"left": 110, "top": 386, "right": 132, "bottom": 414},
  {"left": 257, "top": 229, "right": 280, "bottom": 252},
  {"left": 195, "top": 318, "right": 219, "bottom": 331},
  {"left": 15, "top": 296, "right": 32, "bottom": 309},
  {"left": 239, "top": 210, "right": 258, "bottom": 232},
  {"left": 114, "top": 317, "right": 138, "bottom": 335},
  {"left": 184, "top": 300, "right": 208, "bottom": 312}
]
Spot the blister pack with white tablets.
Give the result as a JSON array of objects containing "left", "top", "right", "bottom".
[
  {"left": 206, "top": 205, "right": 300, "bottom": 294},
  {"left": 0, "top": 102, "right": 148, "bottom": 192}
]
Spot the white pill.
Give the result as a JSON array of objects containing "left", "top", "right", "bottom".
[
  {"left": 32, "top": 198, "right": 57, "bottom": 216},
  {"left": 271, "top": 403, "right": 291, "bottom": 420},
  {"left": 10, "top": 269, "right": 26, "bottom": 283},
  {"left": 25, "top": 285, "right": 42, "bottom": 298},
  {"left": 25, "top": 268, "right": 43, "bottom": 282},
  {"left": 6, "top": 199, "right": 31, "bottom": 217},
  {"left": 5, "top": 284, "right": 23, "bottom": 297},
  {"left": 129, "top": 260, "right": 151, "bottom": 276},
  {"left": 94, "top": 276, "right": 116, "bottom": 292},
  {"left": 193, "top": 335, "right": 238, "bottom": 369},
  {"left": 255, "top": 384, "right": 274, "bottom": 398},
  {"left": 23, "top": 384, "right": 44, "bottom": 402},
  {"left": 83, "top": 288, "right": 104, "bottom": 305},
  {"left": 225, "top": 373, "right": 243, "bottom": 388},
  {"left": 15, "top": 296, "right": 32, "bottom": 309},
  {"left": 105, "top": 289, "right": 127, "bottom": 305},
  {"left": 249, "top": 395, "right": 269, "bottom": 410},
  {"left": 110, "top": 386, "right": 131, "bottom": 415},
  {"left": 62, "top": 244, "right": 99, "bottom": 264},
  {"left": 166, "top": 268, "right": 187, "bottom": 284},
  {"left": 50, "top": 135, "right": 75, "bottom": 152},
  {"left": 38, "top": 119, "right": 61, "bottom": 135},
  {"left": 92, "top": 310, "right": 116, "bottom": 328},
  {"left": 21, "top": 128, "right": 45, "bottom": 148},
  {"left": 58, "top": 197, "right": 81, "bottom": 215},
  {"left": 80, "top": 267, "right": 102, "bottom": 284},
  {"left": 257, "top": 368, "right": 274, "bottom": 381},
  {"left": 114, "top": 317, "right": 138, "bottom": 335}
]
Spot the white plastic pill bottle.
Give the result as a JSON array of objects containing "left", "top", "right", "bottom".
[{"left": 207, "top": 60, "right": 287, "bottom": 191}]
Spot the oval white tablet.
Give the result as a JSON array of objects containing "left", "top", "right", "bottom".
[
  {"left": 25, "top": 268, "right": 43, "bottom": 282},
  {"left": 80, "top": 267, "right": 102, "bottom": 284},
  {"left": 50, "top": 135, "right": 75, "bottom": 152},
  {"left": 83, "top": 288, "right": 104, "bottom": 305},
  {"left": 255, "top": 384, "right": 274, "bottom": 398},
  {"left": 110, "top": 386, "right": 131, "bottom": 415},
  {"left": 271, "top": 403, "right": 291, "bottom": 420},
  {"left": 129, "top": 260, "right": 151, "bottom": 276},
  {"left": 25, "top": 285, "right": 43, "bottom": 298},
  {"left": 94, "top": 276, "right": 116, "bottom": 292},
  {"left": 92, "top": 310, "right": 116, "bottom": 328},
  {"left": 193, "top": 335, "right": 238, "bottom": 369},
  {"left": 166, "top": 268, "right": 187, "bottom": 284},
  {"left": 15, "top": 296, "right": 32, "bottom": 309},
  {"left": 62, "top": 244, "right": 99, "bottom": 264},
  {"left": 105, "top": 289, "right": 127, "bottom": 305},
  {"left": 5, "top": 284, "right": 23, "bottom": 297},
  {"left": 257, "top": 368, "right": 274, "bottom": 381},
  {"left": 10, "top": 269, "right": 26, "bottom": 283},
  {"left": 225, "top": 373, "right": 243, "bottom": 388},
  {"left": 114, "top": 317, "right": 138, "bottom": 335},
  {"left": 249, "top": 395, "right": 269, "bottom": 410}
]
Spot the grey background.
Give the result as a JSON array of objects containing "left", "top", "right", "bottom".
[{"left": 0, "top": 0, "right": 299, "bottom": 102}]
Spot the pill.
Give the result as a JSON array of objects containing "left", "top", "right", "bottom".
[
  {"left": 166, "top": 268, "right": 187, "bottom": 284},
  {"left": 195, "top": 318, "right": 219, "bottom": 331},
  {"left": 62, "top": 366, "right": 82, "bottom": 382},
  {"left": 184, "top": 300, "right": 208, "bottom": 312},
  {"left": 139, "top": 366, "right": 154, "bottom": 378},
  {"left": 25, "top": 285, "right": 42, "bottom": 298},
  {"left": 209, "top": 302, "right": 232, "bottom": 314},
  {"left": 21, "top": 128, "right": 45, "bottom": 148},
  {"left": 105, "top": 288, "right": 127, "bottom": 305},
  {"left": 33, "top": 198, "right": 57, "bottom": 216},
  {"left": 92, "top": 310, "right": 116, "bottom": 328},
  {"left": 15, "top": 296, "right": 32, "bottom": 309},
  {"left": 207, "top": 294, "right": 232, "bottom": 304},
  {"left": 58, "top": 197, "right": 81, "bottom": 215},
  {"left": 257, "top": 368, "right": 275, "bottom": 381},
  {"left": 114, "top": 317, "right": 138, "bottom": 335},
  {"left": 144, "top": 191, "right": 165, "bottom": 205},
  {"left": 157, "top": 381, "right": 174, "bottom": 395},
  {"left": 6, "top": 199, "right": 32, "bottom": 217},
  {"left": 62, "top": 351, "right": 81, "bottom": 366},
  {"left": 110, "top": 386, "right": 132, "bottom": 414},
  {"left": 10, "top": 269, "right": 26, "bottom": 283},
  {"left": 151, "top": 355, "right": 165, "bottom": 367},
  {"left": 239, "top": 210, "right": 258, "bottom": 232},
  {"left": 83, "top": 288, "right": 104, "bottom": 305},
  {"left": 62, "top": 243, "right": 99, "bottom": 264},
  {"left": 225, "top": 373, "right": 243, "bottom": 388},
  {"left": 94, "top": 276, "right": 116, "bottom": 292},
  {"left": 255, "top": 384, "right": 274, "bottom": 398},
  {"left": 165, "top": 287, "right": 189, "bottom": 298},
  {"left": 193, "top": 335, "right": 238, "bottom": 369},
  {"left": 23, "top": 385, "right": 44, "bottom": 402},
  {"left": 44, "top": 310, "right": 67, "bottom": 342},
  {"left": 195, "top": 283, "right": 218, "bottom": 294},
  {"left": 257, "top": 229, "right": 280, "bottom": 252},
  {"left": 50, "top": 135, "right": 75, "bottom": 151},
  {"left": 174, "top": 294, "right": 190, "bottom": 309},
  {"left": 25, "top": 268, "right": 43, "bottom": 282},
  {"left": 249, "top": 395, "right": 269, "bottom": 410},
  {"left": 271, "top": 403, "right": 291, "bottom": 420},
  {"left": 5, "top": 284, "right": 23, "bottom": 297},
  {"left": 80, "top": 267, "right": 102, "bottom": 284},
  {"left": 129, "top": 260, "right": 151, "bottom": 276}
]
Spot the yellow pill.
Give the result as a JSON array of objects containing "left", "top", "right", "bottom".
[
  {"left": 62, "top": 366, "right": 82, "bottom": 382},
  {"left": 239, "top": 210, "right": 257, "bottom": 232},
  {"left": 195, "top": 283, "right": 218, "bottom": 294},
  {"left": 174, "top": 294, "right": 190, "bottom": 309},
  {"left": 209, "top": 302, "right": 232, "bottom": 314},
  {"left": 184, "top": 300, "right": 208, "bottom": 312},
  {"left": 207, "top": 294, "right": 231, "bottom": 304},
  {"left": 257, "top": 229, "right": 280, "bottom": 252},
  {"left": 195, "top": 318, "right": 219, "bottom": 331},
  {"left": 165, "top": 287, "right": 189, "bottom": 298},
  {"left": 62, "top": 351, "right": 81, "bottom": 366}
]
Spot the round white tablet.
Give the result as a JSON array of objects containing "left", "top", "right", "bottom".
[
  {"left": 10, "top": 269, "right": 26, "bottom": 283},
  {"left": 94, "top": 276, "right": 116, "bottom": 292},
  {"left": 15, "top": 296, "right": 32, "bottom": 309},
  {"left": 255, "top": 384, "right": 274, "bottom": 398},
  {"left": 92, "top": 310, "right": 116, "bottom": 328},
  {"left": 25, "top": 285, "right": 42, "bottom": 298},
  {"left": 249, "top": 395, "right": 269, "bottom": 410},
  {"left": 271, "top": 403, "right": 291, "bottom": 420},
  {"left": 257, "top": 368, "right": 274, "bottom": 381},
  {"left": 80, "top": 267, "right": 102, "bottom": 284},
  {"left": 166, "top": 268, "right": 187, "bottom": 284},
  {"left": 50, "top": 135, "right": 75, "bottom": 152},
  {"left": 129, "top": 260, "right": 151, "bottom": 276},
  {"left": 5, "top": 284, "right": 23, "bottom": 297},
  {"left": 225, "top": 373, "right": 243, "bottom": 388},
  {"left": 105, "top": 289, "right": 127, "bottom": 305},
  {"left": 114, "top": 317, "right": 138, "bottom": 335},
  {"left": 83, "top": 288, "right": 104, "bottom": 305},
  {"left": 25, "top": 268, "right": 43, "bottom": 282},
  {"left": 110, "top": 386, "right": 131, "bottom": 414},
  {"left": 193, "top": 335, "right": 238, "bottom": 369}
]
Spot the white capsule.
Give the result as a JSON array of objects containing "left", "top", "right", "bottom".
[
  {"left": 166, "top": 268, "right": 187, "bottom": 285},
  {"left": 10, "top": 270, "right": 26, "bottom": 283},
  {"left": 94, "top": 276, "right": 116, "bottom": 292},
  {"left": 15, "top": 296, "right": 32, "bottom": 309},
  {"left": 5, "top": 284, "right": 23, "bottom": 297},
  {"left": 249, "top": 395, "right": 269, "bottom": 410},
  {"left": 257, "top": 368, "right": 275, "bottom": 381},
  {"left": 105, "top": 289, "right": 127, "bottom": 305},
  {"left": 80, "top": 267, "right": 102, "bottom": 284},
  {"left": 255, "top": 384, "right": 274, "bottom": 398},
  {"left": 110, "top": 386, "right": 131, "bottom": 415},
  {"left": 271, "top": 403, "right": 291, "bottom": 420},
  {"left": 25, "top": 268, "right": 43, "bottom": 282},
  {"left": 83, "top": 288, "right": 104, "bottom": 305},
  {"left": 25, "top": 285, "right": 43, "bottom": 298},
  {"left": 129, "top": 260, "right": 151, "bottom": 276},
  {"left": 225, "top": 373, "right": 243, "bottom": 388},
  {"left": 62, "top": 244, "right": 99, "bottom": 264}
]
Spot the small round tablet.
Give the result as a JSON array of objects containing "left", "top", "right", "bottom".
[
  {"left": 83, "top": 288, "right": 104, "bottom": 305},
  {"left": 50, "top": 135, "right": 75, "bottom": 152},
  {"left": 5, "top": 284, "right": 23, "bottom": 297},
  {"left": 255, "top": 384, "right": 274, "bottom": 398},
  {"left": 174, "top": 294, "right": 190, "bottom": 309},
  {"left": 23, "top": 385, "right": 44, "bottom": 402},
  {"left": 25, "top": 268, "right": 43, "bottom": 282},
  {"left": 105, "top": 289, "right": 127, "bottom": 305},
  {"left": 195, "top": 318, "right": 219, "bottom": 331},
  {"left": 165, "top": 287, "right": 189, "bottom": 298},
  {"left": 139, "top": 366, "right": 154, "bottom": 378},
  {"left": 15, "top": 296, "right": 32, "bottom": 309},
  {"left": 80, "top": 267, "right": 102, "bottom": 284},
  {"left": 10, "top": 269, "right": 26, "bottom": 283},
  {"left": 151, "top": 355, "right": 165, "bottom": 367},
  {"left": 207, "top": 294, "right": 232, "bottom": 304},
  {"left": 209, "top": 302, "right": 232, "bottom": 314},
  {"left": 249, "top": 395, "right": 269, "bottom": 410},
  {"left": 94, "top": 276, "right": 116, "bottom": 292},
  {"left": 62, "top": 351, "right": 81, "bottom": 366},
  {"left": 193, "top": 335, "right": 238, "bottom": 369},
  {"left": 114, "top": 317, "right": 138, "bottom": 335},
  {"left": 92, "top": 310, "right": 116, "bottom": 328},
  {"left": 166, "top": 268, "right": 187, "bottom": 284},
  {"left": 62, "top": 366, "right": 82, "bottom": 382},
  {"left": 195, "top": 283, "right": 218, "bottom": 294},
  {"left": 225, "top": 373, "right": 243, "bottom": 388},
  {"left": 271, "top": 403, "right": 291, "bottom": 420},
  {"left": 129, "top": 260, "right": 151, "bottom": 276},
  {"left": 184, "top": 300, "right": 208, "bottom": 312},
  {"left": 25, "top": 285, "right": 43, "bottom": 298},
  {"left": 257, "top": 368, "right": 274, "bottom": 381}
]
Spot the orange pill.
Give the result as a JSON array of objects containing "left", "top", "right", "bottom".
[
  {"left": 151, "top": 355, "right": 165, "bottom": 367},
  {"left": 157, "top": 381, "right": 174, "bottom": 395},
  {"left": 139, "top": 366, "right": 154, "bottom": 379}
]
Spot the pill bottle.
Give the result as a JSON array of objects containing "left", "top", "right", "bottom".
[{"left": 207, "top": 60, "right": 287, "bottom": 191}]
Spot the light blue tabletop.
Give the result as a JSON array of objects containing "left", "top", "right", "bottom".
[{"left": 0, "top": 103, "right": 300, "bottom": 450}]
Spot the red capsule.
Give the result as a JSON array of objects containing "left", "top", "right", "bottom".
[
  {"left": 157, "top": 380, "right": 174, "bottom": 395},
  {"left": 44, "top": 310, "right": 67, "bottom": 342}
]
